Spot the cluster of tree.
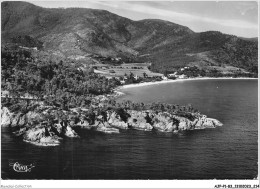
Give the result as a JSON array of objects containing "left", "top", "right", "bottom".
[
  {"left": 121, "top": 72, "right": 162, "bottom": 85},
  {"left": 115, "top": 100, "right": 197, "bottom": 113},
  {"left": 1, "top": 47, "right": 121, "bottom": 110},
  {"left": 176, "top": 66, "right": 205, "bottom": 77},
  {"left": 176, "top": 66, "right": 257, "bottom": 78}
]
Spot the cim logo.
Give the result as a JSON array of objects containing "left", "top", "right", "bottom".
[{"left": 9, "top": 162, "right": 35, "bottom": 173}]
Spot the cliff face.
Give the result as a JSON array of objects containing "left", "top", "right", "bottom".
[{"left": 1, "top": 105, "right": 223, "bottom": 146}]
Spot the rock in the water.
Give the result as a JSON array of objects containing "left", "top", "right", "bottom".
[
  {"left": 1, "top": 107, "right": 43, "bottom": 127},
  {"left": 13, "top": 127, "right": 27, "bottom": 136},
  {"left": 10, "top": 112, "right": 27, "bottom": 127},
  {"left": 24, "top": 136, "right": 61, "bottom": 146},
  {"left": 1, "top": 107, "right": 13, "bottom": 127},
  {"left": 128, "top": 118, "right": 153, "bottom": 131},
  {"left": 39, "top": 136, "right": 61, "bottom": 146},
  {"left": 212, "top": 118, "right": 223, "bottom": 127},
  {"left": 194, "top": 115, "right": 223, "bottom": 129},
  {"left": 23, "top": 127, "right": 46, "bottom": 142},
  {"left": 96, "top": 126, "right": 120, "bottom": 133},
  {"left": 10, "top": 113, "right": 20, "bottom": 127},
  {"left": 23, "top": 126, "right": 62, "bottom": 146},
  {"left": 96, "top": 122, "right": 120, "bottom": 134},
  {"left": 137, "top": 122, "right": 153, "bottom": 131},
  {"left": 63, "top": 125, "right": 79, "bottom": 137},
  {"left": 53, "top": 123, "right": 63, "bottom": 134},
  {"left": 18, "top": 114, "right": 26, "bottom": 126},
  {"left": 202, "top": 118, "right": 223, "bottom": 128},
  {"left": 77, "top": 120, "right": 92, "bottom": 129}
]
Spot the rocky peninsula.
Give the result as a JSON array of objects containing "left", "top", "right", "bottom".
[{"left": 1, "top": 95, "right": 223, "bottom": 146}]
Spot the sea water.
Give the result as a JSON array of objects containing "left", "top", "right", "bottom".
[{"left": 1, "top": 79, "right": 258, "bottom": 179}]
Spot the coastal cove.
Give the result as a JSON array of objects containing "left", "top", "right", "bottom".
[
  {"left": 117, "top": 78, "right": 258, "bottom": 179},
  {"left": 1, "top": 1, "right": 258, "bottom": 185},
  {"left": 1, "top": 79, "right": 258, "bottom": 179},
  {"left": 116, "top": 77, "right": 258, "bottom": 90}
]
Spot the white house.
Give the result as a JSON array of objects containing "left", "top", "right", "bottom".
[
  {"left": 168, "top": 72, "right": 177, "bottom": 77},
  {"left": 178, "top": 74, "right": 187, "bottom": 79},
  {"left": 161, "top": 76, "right": 168, "bottom": 80}
]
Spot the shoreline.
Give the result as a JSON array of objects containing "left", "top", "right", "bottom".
[{"left": 116, "top": 77, "right": 258, "bottom": 90}]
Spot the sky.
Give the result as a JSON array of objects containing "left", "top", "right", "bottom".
[{"left": 28, "top": 1, "right": 259, "bottom": 38}]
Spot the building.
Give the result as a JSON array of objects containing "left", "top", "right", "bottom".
[
  {"left": 168, "top": 72, "right": 177, "bottom": 77},
  {"left": 178, "top": 74, "right": 187, "bottom": 79},
  {"left": 161, "top": 76, "right": 168, "bottom": 80}
]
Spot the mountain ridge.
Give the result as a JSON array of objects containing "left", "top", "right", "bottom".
[{"left": 1, "top": 1, "right": 258, "bottom": 74}]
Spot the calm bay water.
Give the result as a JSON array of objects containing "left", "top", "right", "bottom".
[{"left": 1, "top": 79, "right": 258, "bottom": 179}]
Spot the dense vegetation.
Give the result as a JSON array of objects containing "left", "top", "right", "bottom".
[
  {"left": 210, "top": 38, "right": 258, "bottom": 74},
  {"left": 146, "top": 32, "right": 258, "bottom": 74},
  {"left": 1, "top": 1, "right": 257, "bottom": 126},
  {"left": 175, "top": 66, "right": 257, "bottom": 78},
  {"left": 1, "top": 47, "right": 120, "bottom": 110},
  {"left": 2, "top": 1, "right": 258, "bottom": 76},
  {"left": 121, "top": 72, "right": 162, "bottom": 85},
  {"left": 1, "top": 47, "right": 199, "bottom": 126}
]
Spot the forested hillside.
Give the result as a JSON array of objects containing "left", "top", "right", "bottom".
[
  {"left": 1, "top": 1, "right": 258, "bottom": 75},
  {"left": 1, "top": 47, "right": 120, "bottom": 110}
]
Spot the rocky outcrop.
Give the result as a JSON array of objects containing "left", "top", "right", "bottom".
[
  {"left": 23, "top": 126, "right": 62, "bottom": 146},
  {"left": 1, "top": 107, "right": 43, "bottom": 127},
  {"left": 1, "top": 106, "right": 79, "bottom": 146},
  {"left": 127, "top": 110, "right": 153, "bottom": 131},
  {"left": 152, "top": 112, "right": 177, "bottom": 132},
  {"left": 53, "top": 123, "right": 63, "bottom": 134},
  {"left": 1, "top": 105, "right": 223, "bottom": 146},
  {"left": 25, "top": 111, "right": 43, "bottom": 125},
  {"left": 1, "top": 107, "right": 13, "bottom": 127},
  {"left": 194, "top": 115, "right": 223, "bottom": 129},
  {"left": 13, "top": 127, "right": 27, "bottom": 136},
  {"left": 38, "top": 136, "right": 61, "bottom": 146},
  {"left": 96, "top": 122, "right": 120, "bottom": 134},
  {"left": 76, "top": 120, "right": 92, "bottom": 129},
  {"left": 63, "top": 125, "right": 79, "bottom": 137},
  {"left": 21, "top": 123, "right": 78, "bottom": 146},
  {"left": 129, "top": 120, "right": 153, "bottom": 131},
  {"left": 171, "top": 116, "right": 193, "bottom": 131},
  {"left": 125, "top": 110, "right": 222, "bottom": 132},
  {"left": 107, "top": 112, "right": 128, "bottom": 129}
]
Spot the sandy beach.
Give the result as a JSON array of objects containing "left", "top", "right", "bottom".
[{"left": 116, "top": 77, "right": 258, "bottom": 90}]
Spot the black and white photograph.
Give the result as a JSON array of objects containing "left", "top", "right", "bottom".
[{"left": 1, "top": 0, "right": 259, "bottom": 188}]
